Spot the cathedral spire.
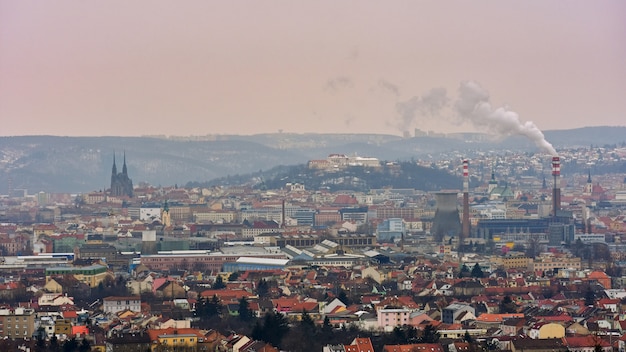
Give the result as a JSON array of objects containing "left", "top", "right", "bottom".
[
  {"left": 112, "top": 153, "right": 117, "bottom": 175},
  {"left": 122, "top": 151, "right": 128, "bottom": 175},
  {"left": 587, "top": 169, "right": 592, "bottom": 183}
]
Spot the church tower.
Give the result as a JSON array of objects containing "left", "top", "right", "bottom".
[
  {"left": 110, "top": 152, "right": 133, "bottom": 198},
  {"left": 162, "top": 200, "right": 171, "bottom": 227},
  {"left": 584, "top": 170, "right": 593, "bottom": 196},
  {"left": 488, "top": 170, "right": 498, "bottom": 194},
  {"left": 122, "top": 151, "right": 128, "bottom": 175}
]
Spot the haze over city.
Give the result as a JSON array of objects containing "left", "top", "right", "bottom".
[{"left": 1, "top": 1, "right": 625, "bottom": 137}]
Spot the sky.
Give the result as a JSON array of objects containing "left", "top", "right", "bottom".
[{"left": 1, "top": 1, "right": 625, "bottom": 137}]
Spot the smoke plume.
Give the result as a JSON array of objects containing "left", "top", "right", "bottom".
[
  {"left": 395, "top": 87, "right": 448, "bottom": 133},
  {"left": 455, "top": 81, "right": 557, "bottom": 156}
]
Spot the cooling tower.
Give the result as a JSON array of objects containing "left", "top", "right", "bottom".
[{"left": 432, "top": 191, "right": 462, "bottom": 243}]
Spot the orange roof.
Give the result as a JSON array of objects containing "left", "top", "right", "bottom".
[
  {"left": 588, "top": 271, "right": 609, "bottom": 279},
  {"left": 62, "top": 311, "right": 78, "bottom": 319},
  {"left": 384, "top": 343, "right": 444, "bottom": 352},
  {"left": 200, "top": 289, "right": 252, "bottom": 300},
  {"left": 345, "top": 338, "right": 375, "bottom": 352},
  {"left": 475, "top": 313, "right": 524, "bottom": 322},
  {"left": 147, "top": 328, "right": 204, "bottom": 342},
  {"left": 72, "top": 326, "right": 89, "bottom": 336}
]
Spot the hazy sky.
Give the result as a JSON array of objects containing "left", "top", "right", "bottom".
[{"left": 1, "top": 1, "right": 625, "bottom": 137}]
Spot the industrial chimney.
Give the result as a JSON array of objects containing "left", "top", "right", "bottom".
[
  {"left": 552, "top": 156, "right": 561, "bottom": 217},
  {"left": 462, "top": 160, "right": 470, "bottom": 244}
]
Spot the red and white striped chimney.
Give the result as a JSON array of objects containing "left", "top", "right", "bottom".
[
  {"left": 551, "top": 156, "right": 561, "bottom": 217},
  {"left": 462, "top": 159, "right": 470, "bottom": 241}
]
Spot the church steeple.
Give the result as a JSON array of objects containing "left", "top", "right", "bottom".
[
  {"left": 488, "top": 167, "right": 498, "bottom": 194},
  {"left": 122, "top": 151, "right": 128, "bottom": 175},
  {"left": 112, "top": 153, "right": 117, "bottom": 175},
  {"left": 584, "top": 169, "right": 593, "bottom": 195}
]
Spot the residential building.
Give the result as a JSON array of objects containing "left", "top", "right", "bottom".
[
  {"left": 103, "top": 296, "right": 142, "bottom": 314},
  {"left": 0, "top": 308, "right": 35, "bottom": 339}
]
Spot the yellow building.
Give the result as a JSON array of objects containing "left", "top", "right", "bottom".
[
  {"left": 45, "top": 264, "right": 111, "bottom": 288},
  {"left": 529, "top": 322, "right": 565, "bottom": 339},
  {"left": 148, "top": 328, "right": 202, "bottom": 352},
  {"left": 55, "top": 319, "right": 72, "bottom": 336},
  {"left": 528, "top": 254, "right": 581, "bottom": 272},
  {"left": 502, "top": 254, "right": 532, "bottom": 270}
]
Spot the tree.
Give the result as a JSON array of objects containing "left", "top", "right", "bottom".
[
  {"left": 213, "top": 275, "right": 226, "bottom": 289},
  {"left": 321, "top": 315, "right": 334, "bottom": 340},
  {"left": 483, "top": 339, "right": 500, "bottom": 351},
  {"left": 238, "top": 296, "right": 254, "bottom": 321},
  {"left": 197, "top": 294, "right": 222, "bottom": 318},
  {"left": 337, "top": 290, "right": 351, "bottom": 305},
  {"left": 50, "top": 334, "right": 60, "bottom": 352},
  {"left": 208, "top": 294, "right": 222, "bottom": 317},
  {"left": 464, "top": 330, "right": 473, "bottom": 343},
  {"left": 499, "top": 295, "right": 517, "bottom": 313},
  {"left": 63, "top": 338, "right": 78, "bottom": 352},
  {"left": 300, "top": 310, "right": 315, "bottom": 332},
  {"left": 420, "top": 324, "right": 440, "bottom": 343},
  {"left": 525, "top": 237, "right": 543, "bottom": 258},
  {"left": 229, "top": 271, "right": 240, "bottom": 281},
  {"left": 257, "top": 279, "right": 269, "bottom": 297},
  {"left": 471, "top": 263, "right": 484, "bottom": 278},
  {"left": 459, "top": 264, "right": 471, "bottom": 278},
  {"left": 585, "top": 286, "right": 596, "bottom": 306},
  {"left": 254, "top": 312, "right": 290, "bottom": 348},
  {"left": 78, "top": 339, "right": 91, "bottom": 352}
]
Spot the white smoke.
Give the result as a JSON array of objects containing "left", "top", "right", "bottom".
[
  {"left": 395, "top": 87, "right": 448, "bottom": 133},
  {"left": 455, "top": 81, "right": 557, "bottom": 156}
]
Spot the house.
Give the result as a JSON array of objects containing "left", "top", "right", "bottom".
[
  {"left": 361, "top": 266, "right": 386, "bottom": 284},
  {"left": 106, "top": 332, "right": 152, "bottom": 352},
  {"left": 383, "top": 343, "right": 444, "bottom": 352},
  {"left": 322, "top": 298, "right": 347, "bottom": 314},
  {"left": 38, "top": 292, "right": 75, "bottom": 306},
  {"left": 378, "top": 307, "right": 412, "bottom": 332},
  {"left": 103, "top": 296, "right": 142, "bottom": 314},
  {"left": 564, "top": 336, "right": 612, "bottom": 352},
  {"left": 511, "top": 338, "right": 567, "bottom": 352},
  {"left": 155, "top": 280, "right": 186, "bottom": 299},
  {"left": 127, "top": 273, "right": 155, "bottom": 294},
  {"left": 324, "top": 337, "right": 375, "bottom": 352},
  {"left": 147, "top": 328, "right": 204, "bottom": 351},
  {"left": 475, "top": 313, "right": 525, "bottom": 329},
  {"left": 442, "top": 303, "right": 475, "bottom": 324},
  {"left": 528, "top": 322, "right": 566, "bottom": 339},
  {"left": 452, "top": 280, "right": 485, "bottom": 296}
]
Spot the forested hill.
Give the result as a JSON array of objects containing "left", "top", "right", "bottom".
[{"left": 191, "top": 161, "right": 463, "bottom": 192}]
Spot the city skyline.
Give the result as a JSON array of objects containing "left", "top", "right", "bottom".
[{"left": 1, "top": 1, "right": 625, "bottom": 137}]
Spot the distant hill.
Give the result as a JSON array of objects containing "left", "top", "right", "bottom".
[
  {"left": 193, "top": 162, "right": 464, "bottom": 192},
  {"left": 0, "top": 126, "right": 624, "bottom": 193}
]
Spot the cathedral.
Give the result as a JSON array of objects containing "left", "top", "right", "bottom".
[{"left": 110, "top": 153, "right": 133, "bottom": 198}]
